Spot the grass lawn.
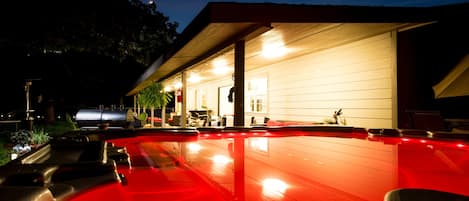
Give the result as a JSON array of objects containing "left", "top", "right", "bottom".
[{"left": 0, "top": 135, "right": 10, "bottom": 165}]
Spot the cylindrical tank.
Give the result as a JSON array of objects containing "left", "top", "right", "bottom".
[{"left": 75, "top": 108, "right": 134, "bottom": 128}]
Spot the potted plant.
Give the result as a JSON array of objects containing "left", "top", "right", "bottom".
[
  {"left": 137, "top": 112, "right": 148, "bottom": 127},
  {"left": 30, "top": 127, "right": 51, "bottom": 147},
  {"left": 138, "top": 82, "right": 172, "bottom": 127}
]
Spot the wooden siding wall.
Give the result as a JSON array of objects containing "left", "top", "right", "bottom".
[
  {"left": 186, "top": 32, "right": 395, "bottom": 127},
  {"left": 264, "top": 32, "right": 395, "bottom": 128}
]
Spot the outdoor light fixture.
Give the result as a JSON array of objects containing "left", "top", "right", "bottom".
[
  {"left": 212, "top": 58, "right": 230, "bottom": 75},
  {"left": 188, "top": 73, "right": 201, "bottom": 83},
  {"left": 174, "top": 82, "right": 182, "bottom": 89},
  {"left": 261, "top": 30, "right": 287, "bottom": 58}
]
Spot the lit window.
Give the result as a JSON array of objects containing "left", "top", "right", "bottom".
[{"left": 246, "top": 78, "right": 267, "bottom": 113}]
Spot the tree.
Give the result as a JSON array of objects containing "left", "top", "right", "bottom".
[
  {"left": 0, "top": 0, "right": 179, "bottom": 113},
  {"left": 0, "top": 0, "right": 179, "bottom": 66},
  {"left": 138, "top": 82, "right": 172, "bottom": 127}
]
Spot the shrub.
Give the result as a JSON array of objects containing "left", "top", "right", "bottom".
[
  {"left": 65, "top": 113, "right": 77, "bottom": 130},
  {"left": 31, "top": 127, "right": 51, "bottom": 145},
  {"left": 138, "top": 113, "right": 148, "bottom": 122},
  {"left": 0, "top": 140, "right": 10, "bottom": 166},
  {"left": 10, "top": 129, "right": 31, "bottom": 146}
]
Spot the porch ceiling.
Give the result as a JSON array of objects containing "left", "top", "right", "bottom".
[
  {"left": 161, "top": 22, "right": 424, "bottom": 88},
  {"left": 128, "top": 22, "right": 260, "bottom": 95},
  {"left": 191, "top": 22, "right": 419, "bottom": 76},
  {"left": 126, "top": 2, "right": 441, "bottom": 96}
]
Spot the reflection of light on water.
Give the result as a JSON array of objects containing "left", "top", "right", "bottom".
[
  {"left": 187, "top": 143, "right": 201, "bottom": 153},
  {"left": 211, "top": 154, "right": 232, "bottom": 176},
  {"left": 250, "top": 137, "right": 268, "bottom": 152},
  {"left": 262, "top": 178, "right": 288, "bottom": 199},
  {"left": 212, "top": 154, "right": 231, "bottom": 165}
]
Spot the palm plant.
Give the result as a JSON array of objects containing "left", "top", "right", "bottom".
[
  {"left": 137, "top": 93, "right": 147, "bottom": 125},
  {"left": 138, "top": 82, "right": 172, "bottom": 127}
]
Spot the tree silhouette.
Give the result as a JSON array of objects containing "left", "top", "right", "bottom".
[
  {"left": 0, "top": 0, "right": 179, "bottom": 113},
  {"left": 1, "top": 0, "right": 178, "bottom": 66}
]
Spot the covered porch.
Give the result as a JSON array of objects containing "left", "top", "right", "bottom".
[{"left": 127, "top": 2, "right": 460, "bottom": 129}]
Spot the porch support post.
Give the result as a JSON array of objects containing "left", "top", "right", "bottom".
[
  {"left": 234, "top": 40, "right": 245, "bottom": 127},
  {"left": 137, "top": 95, "right": 141, "bottom": 115},
  {"left": 181, "top": 71, "right": 187, "bottom": 128},
  {"left": 133, "top": 95, "right": 137, "bottom": 113}
]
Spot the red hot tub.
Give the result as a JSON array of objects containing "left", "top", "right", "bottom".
[{"left": 2, "top": 126, "right": 468, "bottom": 201}]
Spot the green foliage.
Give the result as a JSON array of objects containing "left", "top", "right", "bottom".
[
  {"left": 41, "top": 121, "right": 78, "bottom": 137},
  {"left": 0, "top": 137, "right": 10, "bottom": 166},
  {"left": 138, "top": 113, "right": 148, "bottom": 121},
  {"left": 1, "top": 0, "right": 179, "bottom": 66},
  {"left": 65, "top": 113, "right": 78, "bottom": 130},
  {"left": 0, "top": 153, "right": 9, "bottom": 166},
  {"left": 138, "top": 82, "right": 173, "bottom": 109},
  {"left": 10, "top": 129, "right": 32, "bottom": 146},
  {"left": 31, "top": 128, "right": 51, "bottom": 145},
  {"left": 35, "top": 113, "right": 78, "bottom": 137}
]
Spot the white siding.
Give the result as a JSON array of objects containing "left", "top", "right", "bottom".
[
  {"left": 186, "top": 32, "right": 396, "bottom": 128},
  {"left": 264, "top": 33, "right": 395, "bottom": 128}
]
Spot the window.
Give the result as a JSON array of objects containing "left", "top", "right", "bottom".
[{"left": 246, "top": 77, "right": 267, "bottom": 113}]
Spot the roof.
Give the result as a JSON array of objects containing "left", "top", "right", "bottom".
[
  {"left": 433, "top": 54, "right": 469, "bottom": 98},
  {"left": 126, "top": 2, "right": 468, "bottom": 96}
]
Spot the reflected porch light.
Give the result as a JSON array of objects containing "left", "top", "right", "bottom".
[
  {"left": 249, "top": 137, "right": 268, "bottom": 152},
  {"left": 210, "top": 154, "right": 232, "bottom": 176},
  {"left": 262, "top": 178, "right": 288, "bottom": 198},
  {"left": 187, "top": 143, "right": 201, "bottom": 153},
  {"left": 164, "top": 86, "right": 172, "bottom": 92},
  {"left": 212, "top": 154, "right": 231, "bottom": 165}
]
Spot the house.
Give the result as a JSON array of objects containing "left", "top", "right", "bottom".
[{"left": 127, "top": 2, "right": 469, "bottom": 129}]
